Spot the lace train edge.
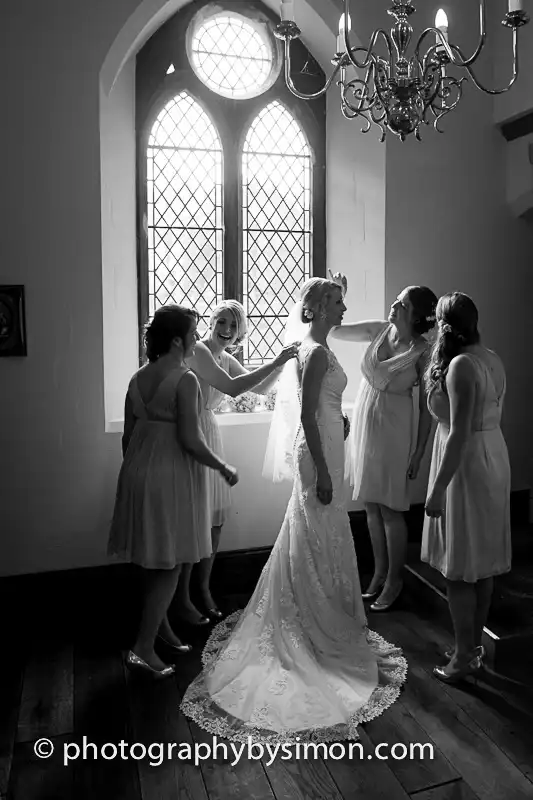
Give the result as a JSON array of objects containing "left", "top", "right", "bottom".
[{"left": 179, "top": 610, "right": 408, "bottom": 745}]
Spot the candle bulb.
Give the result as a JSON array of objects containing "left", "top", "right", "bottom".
[
  {"left": 435, "top": 9, "right": 449, "bottom": 43},
  {"left": 337, "top": 12, "right": 352, "bottom": 53},
  {"left": 508, "top": 0, "right": 523, "bottom": 11},
  {"left": 280, "top": 0, "right": 295, "bottom": 22}
]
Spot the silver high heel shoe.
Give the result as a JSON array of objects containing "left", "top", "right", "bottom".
[
  {"left": 156, "top": 634, "right": 193, "bottom": 655},
  {"left": 125, "top": 651, "right": 175, "bottom": 679},
  {"left": 444, "top": 643, "right": 485, "bottom": 662},
  {"left": 362, "top": 580, "right": 385, "bottom": 601},
  {"left": 433, "top": 646, "right": 484, "bottom": 684},
  {"left": 369, "top": 582, "right": 404, "bottom": 612}
]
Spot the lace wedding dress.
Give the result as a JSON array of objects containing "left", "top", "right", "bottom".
[{"left": 181, "top": 342, "right": 407, "bottom": 743}]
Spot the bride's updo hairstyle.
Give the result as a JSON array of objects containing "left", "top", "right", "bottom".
[
  {"left": 144, "top": 304, "right": 199, "bottom": 362},
  {"left": 300, "top": 277, "right": 340, "bottom": 323},
  {"left": 425, "top": 292, "right": 480, "bottom": 394},
  {"left": 209, "top": 299, "right": 248, "bottom": 345}
]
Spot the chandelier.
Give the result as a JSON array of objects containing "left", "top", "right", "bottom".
[{"left": 274, "top": 0, "right": 530, "bottom": 141}]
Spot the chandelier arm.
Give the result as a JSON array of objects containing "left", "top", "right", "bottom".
[
  {"left": 450, "top": 0, "right": 487, "bottom": 66},
  {"left": 416, "top": 28, "right": 485, "bottom": 70},
  {"left": 342, "top": 0, "right": 376, "bottom": 70},
  {"left": 451, "top": 35, "right": 519, "bottom": 95},
  {"left": 343, "top": 19, "right": 393, "bottom": 72},
  {"left": 282, "top": 39, "right": 342, "bottom": 100},
  {"left": 341, "top": 62, "right": 378, "bottom": 115}
]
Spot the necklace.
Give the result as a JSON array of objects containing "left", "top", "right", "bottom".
[{"left": 204, "top": 338, "right": 224, "bottom": 362}]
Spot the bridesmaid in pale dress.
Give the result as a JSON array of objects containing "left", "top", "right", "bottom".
[
  {"left": 175, "top": 300, "right": 299, "bottom": 625},
  {"left": 331, "top": 277, "right": 437, "bottom": 611},
  {"left": 108, "top": 305, "right": 239, "bottom": 678},
  {"left": 423, "top": 292, "right": 511, "bottom": 683}
]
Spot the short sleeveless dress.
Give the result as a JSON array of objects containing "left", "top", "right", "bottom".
[
  {"left": 195, "top": 351, "right": 232, "bottom": 528},
  {"left": 421, "top": 352, "right": 511, "bottom": 582},
  {"left": 108, "top": 366, "right": 212, "bottom": 569},
  {"left": 347, "top": 324, "right": 427, "bottom": 511}
]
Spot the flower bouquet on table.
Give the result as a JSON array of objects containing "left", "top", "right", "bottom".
[{"left": 227, "top": 392, "right": 258, "bottom": 413}]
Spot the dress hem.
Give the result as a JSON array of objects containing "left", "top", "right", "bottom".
[
  {"left": 107, "top": 549, "right": 204, "bottom": 569},
  {"left": 180, "top": 610, "right": 408, "bottom": 745},
  {"left": 420, "top": 557, "right": 512, "bottom": 583}
]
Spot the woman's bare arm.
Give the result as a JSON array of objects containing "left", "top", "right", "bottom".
[
  {"left": 300, "top": 346, "right": 332, "bottom": 504},
  {"left": 225, "top": 351, "right": 283, "bottom": 394},
  {"left": 330, "top": 320, "right": 387, "bottom": 343},
  {"left": 431, "top": 356, "right": 476, "bottom": 492},
  {"left": 176, "top": 371, "right": 234, "bottom": 479},
  {"left": 122, "top": 393, "right": 136, "bottom": 457},
  {"left": 412, "top": 350, "right": 434, "bottom": 462},
  {"left": 187, "top": 342, "right": 293, "bottom": 397}
]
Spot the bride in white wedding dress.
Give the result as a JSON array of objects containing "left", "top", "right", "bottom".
[{"left": 180, "top": 278, "right": 407, "bottom": 743}]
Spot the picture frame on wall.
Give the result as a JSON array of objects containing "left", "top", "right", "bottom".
[{"left": 0, "top": 285, "right": 27, "bottom": 357}]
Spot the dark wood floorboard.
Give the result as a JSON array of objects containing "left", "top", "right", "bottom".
[
  {"left": 413, "top": 779, "right": 481, "bottom": 799},
  {"left": 128, "top": 655, "right": 209, "bottom": 800},
  {"left": 371, "top": 613, "right": 533, "bottom": 800},
  {"left": 363, "top": 695, "right": 459, "bottom": 794},
  {"left": 8, "top": 734, "right": 76, "bottom": 800},
  {"left": 320, "top": 728, "right": 413, "bottom": 799},
  {"left": 3, "top": 590, "right": 533, "bottom": 799},
  {"left": 73, "top": 644, "right": 140, "bottom": 800},
  {"left": 175, "top": 654, "right": 277, "bottom": 800},
  {"left": 0, "top": 652, "right": 24, "bottom": 796},
  {"left": 16, "top": 642, "right": 73, "bottom": 744},
  {"left": 384, "top": 606, "right": 533, "bottom": 782}
]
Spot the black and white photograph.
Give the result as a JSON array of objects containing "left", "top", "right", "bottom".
[{"left": 1, "top": 1, "right": 533, "bottom": 799}]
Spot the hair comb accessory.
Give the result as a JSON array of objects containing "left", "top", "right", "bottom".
[
  {"left": 439, "top": 322, "right": 453, "bottom": 335},
  {"left": 303, "top": 308, "right": 314, "bottom": 320}
]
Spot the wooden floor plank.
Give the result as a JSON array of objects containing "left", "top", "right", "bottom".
[
  {"left": 414, "top": 778, "right": 481, "bottom": 799},
  {"left": 16, "top": 643, "right": 73, "bottom": 743},
  {"left": 321, "top": 728, "right": 412, "bottom": 799},
  {"left": 73, "top": 645, "right": 141, "bottom": 800},
  {"left": 8, "top": 734, "right": 76, "bottom": 800},
  {"left": 262, "top": 745, "right": 345, "bottom": 800},
  {"left": 364, "top": 694, "right": 459, "bottom": 794},
  {"left": 127, "top": 660, "right": 209, "bottom": 800},
  {"left": 184, "top": 719, "right": 276, "bottom": 800},
  {"left": 389, "top": 607, "right": 533, "bottom": 782},
  {"left": 0, "top": 652, "right": 23, "bottom": 795},
  {"left": 3, "top": 575, "right": 533, "bottom": 800},
  {"left": 175, "top": 654, "right": 275, "bottom": 800},
  {"left": 371, "top": 614, "right": 533, "bottom": 800}
]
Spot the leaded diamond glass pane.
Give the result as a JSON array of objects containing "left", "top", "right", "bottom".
[
  {"left": 147, "top": 92, "right": 223, "bottom": 328},
  {"left": 190, "top": 15, "right": 273, "bottom": 99},
  {"left": 242, "top": 102, "right": 312, "bottom": 365}
]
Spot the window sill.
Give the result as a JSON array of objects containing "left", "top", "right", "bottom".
[
  {"left": 106, "top": 403, "right": 354, "bottom": 434},
  {"left": 106, "top": 410, "right": 274, "bottom": 434}
]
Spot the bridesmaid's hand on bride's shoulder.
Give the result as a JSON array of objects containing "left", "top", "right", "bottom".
[
  {"left": 273, "top": 342, "right": 300, "bottom": 367},
  {"left": 316, "top": 468, "right": 333, "bottom": 505}
]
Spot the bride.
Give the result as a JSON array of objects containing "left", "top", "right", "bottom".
[{"left": 180, "top": 277, "right": 407, "bottom": 743}]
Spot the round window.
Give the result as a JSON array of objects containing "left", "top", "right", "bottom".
[{"left": 187, "top": 6, "right": 282, "bottom": 100}]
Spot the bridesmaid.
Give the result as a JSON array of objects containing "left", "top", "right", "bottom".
[
  {"left": 108, "top": 305, "right": 238, "bottom": 677},
  {"left": 330, "top": 277, "right": 437, "bottom": 611},
  {"left": 175, "top": 299, "right": 299, "bottom": 625},
  {"left": 423, "top": 292, "right": 511, "bottom": 682}
]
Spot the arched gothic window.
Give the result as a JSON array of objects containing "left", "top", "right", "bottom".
[{"left": 136, "top": 0, "right": 326, "bottom": 364}]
